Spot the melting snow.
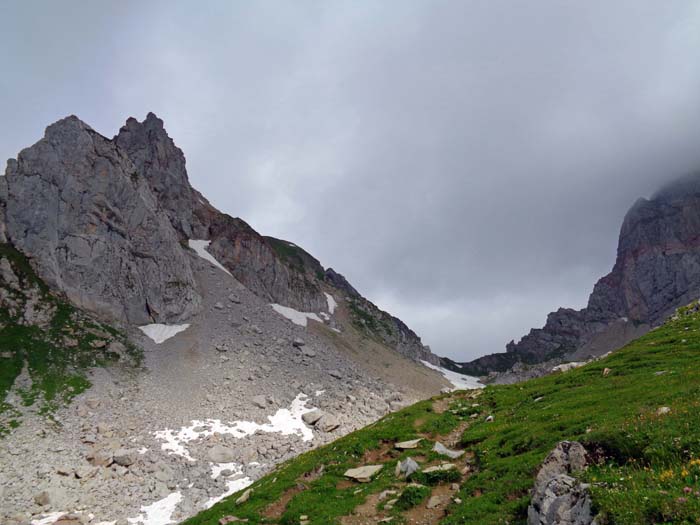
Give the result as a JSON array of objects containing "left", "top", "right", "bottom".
[
  {"left": 138, "top": 324, "right": 190, "bottom": 344},
  {"left": 32, "top": 514, "right": 66, "bottom": 525},
  {"left": 270, "top": 304, "right": 322, "bottom": 327},
  {"left": 205, "top": 476, "right": 253, "bottom": 509},
  {"left": 188, "top": 240, "right": 232, "bottom": 276},
  {"left": 324, "top": 292, "right": 337, "bottom": 314},
  {"left": 421, "top": 360, "right": 484, "bottom": 391},
  {"left": 127, "top": 492, "right": 182, "bottom": 525},
  {"left": 154, "top": 394, "right": 316, "bottom": 461},
  {"left": 32, "top": 513, "right": 115, "bottom": 525}
]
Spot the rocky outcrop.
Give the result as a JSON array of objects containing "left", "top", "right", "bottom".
[
  {"left": 115, "top": 112, "right": 207, "bottom": 239},
  {"left": 0, "top": 113, "right": 439, "bottom": 365},
  {"left": 528, "top": 441, "right": 596, "bottom": 525},
  {"left": 457, "top": 172, "right": 700, "bottom": 375},
  {"left": 114, "top": 113, "right": 434, "bottom": 360},
  {"left": 2, "top": 116, "right": 201, "bottom": 324}
]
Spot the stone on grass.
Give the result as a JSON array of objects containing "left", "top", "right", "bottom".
[
  {"left": 422, "top": 463, "right": 456, "bottom": 474},
  {"left": 433, "top": 441, "right": 464, "bottom": 459},
  {"left": 344, "top": 464, "right": 383, "bottom": 483},
  {"left": 395, "top": 457, "right": 420, "bottom": 478},
  {"left": 426, "top": 495, "right": 443, "bottom": 509},
  {"left": 235, "top": 488, "right": 252, "bottom": 505},
  {"left": 394, "top": 438, "right": 422, "bottom": 450}
]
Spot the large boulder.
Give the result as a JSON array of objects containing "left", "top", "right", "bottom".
[
  {"left": 2, "top": 116, "right": 201, "bottom": 324},
  {"left": 528, "top": 441, "right": 596, "bottom": 525}
]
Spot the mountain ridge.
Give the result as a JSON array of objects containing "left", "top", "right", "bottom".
[
  {"left": 454, "top": 171, "right": 700, "bottom": 377},
  {"left": 1, "top": 112, "right": 441, "bottom": 366}
]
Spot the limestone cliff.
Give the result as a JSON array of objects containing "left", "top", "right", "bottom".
[{"left": 457, "top": 172, "right": 700, "bottom": 375}]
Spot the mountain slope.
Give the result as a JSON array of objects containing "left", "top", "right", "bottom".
[
  {"left": 184, "top": 302, "right": 700, "bottom": 525},
  {"left": 456, "top": 172, "right": 700, "bottom": 376},
  {"left": 0, "top": 112, "right": 438, "bottom": 366}
]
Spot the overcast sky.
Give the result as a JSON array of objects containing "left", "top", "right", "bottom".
[{"left": 2, "top": 1, "right": 700, "bottom": 360}]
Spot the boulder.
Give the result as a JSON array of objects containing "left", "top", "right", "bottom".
[
  {"left": 252, "top": 395, "right": 268, "bottom": 409},
  {"left": 208, "top": 445, "right": 236, "bottom": 463},
  {"left": 113, "top": 448, "right": 138, "bottom": 467},
  {"left": 433, "top": 441, "right": 464, "bottom": 459},
  {"left": 395, "top": 457, "right": 420, "bottom": 478},
  {"left": 302, "top": 410, "right": 323, "bottom": 425},
  {"left": 395, "top": 438, "right": 422, "bottom": 450},
  {"left": 344, "top": 464, "right": 383, "bottom": 483},
  {"left": 527, "top": 441, "right": 596, "bottom": 525}
]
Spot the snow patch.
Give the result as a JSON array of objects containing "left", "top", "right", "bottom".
[
  {"left": 138, "top": 324, "right": 190, "bottom": 344},
  {"left": 205, "top": 476, "right": 253, "bottom": 509},
  {"left": 324, "top": 292, "right": 337, "bottom": 314},
  {"left": 421, "top": 360, "right": 484, "bottom": 391},
  {"left": 551, "top": 362, "right": 586, "bottom": 373},
  {"left": 32, "top": 513, "right": 67, "bottom": 525},
  {"left": 188, "top": 240, "right": 232, "bottom": 276},
  {"left": 138, "top": 447, "right": 149, "bottom": 455},
  {"left": 32, "top": 513, "right": 115, "bottom": 525},
  {"left": 319, "top": 312, "right": 330, "bottom": 321},
  {"left": 128, "top": 492, "right": 182, "bottom": 525},
  {"left": 210, "top": 462, "right": 239, "bottom": 479},
  {"left": 154, "top": 394, "right": 316, "bottom": 461},
  {"left": 270, "top": 304, "right": 322, "bottom": 327}
]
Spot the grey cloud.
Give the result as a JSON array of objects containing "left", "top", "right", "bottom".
[{"left": 2, "top": 1, "right": 699, "bottom": 359}]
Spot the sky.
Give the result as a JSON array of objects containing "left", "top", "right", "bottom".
[{"left": 2, "top": 1, "right": 700, "bottom": 361}]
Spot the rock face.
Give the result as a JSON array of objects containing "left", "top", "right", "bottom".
[
  {"left": 458, "top": 173, "right": 700, "bottom": 375},
  {"left": 2, "top": 116, "right": 201, "bottom": 324},
  {"left": 528, "top": 441, "right": 596, "bottom": 525},
  {"left": 1, "top": 112, "right": 439, "bottom": 365}
]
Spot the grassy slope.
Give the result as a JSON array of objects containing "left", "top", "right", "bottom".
[
  {"left": 185, "top": 304, "right": 700, "bottom": 525},
  {"left": 0, "top": 244, "right": 141, "bottom": 434}
]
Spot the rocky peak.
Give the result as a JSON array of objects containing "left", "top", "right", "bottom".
[
  {"left": 1, "top": 114, "right": 201, "bottom": 324},
  {"left": 115, "top": 113, "right": 200, "bottom": 238},
  {"left": 457, "top": 172, "right": 700, "bottom": 376}
]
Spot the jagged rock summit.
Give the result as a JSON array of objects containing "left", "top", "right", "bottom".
[
  {"left": 1, "top": 115, "right": 201, "bottom": 324},
  {"left": 0, "top": 112, "right": 440, "bottom": 365},
  {"left": 457, "top": 171, "right": 700, "bottom": 377}
]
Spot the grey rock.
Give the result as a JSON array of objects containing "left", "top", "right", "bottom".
[
  {"left": 395, "top": 457, "right": 420, "bottom": 478},
  {"left": 315, "top": 414, "right": 339, "bottom": 433},
  {"left": 528, "top": 441, "right": 595, "bottom": 525},
  {"left": 344, "top": 464, "right": 383, "bottom": 482},
  {"left": 432, "top": 441, "right": 464, "bottom": 459},
  {"left": 113, "top": 448, "right": 138, "bottom": 467},
  {"left": 251, "top": 395, "right": 267, "bottom": 409},
  {"left": 2, "top": 115, "right": 201, "bottom": 324},
  {"left": 208, "top": 445, "right": 236, "bottom": 463},
  {"left": 292, "top": 338, "right": 306, "bottom": 348},
  {"left": 301, "top": 410, "right": 323, "bottom": 425}
]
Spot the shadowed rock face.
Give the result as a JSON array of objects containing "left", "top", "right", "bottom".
[
  {"left": 457, "top": 172, "right": 700, "bottom": 375},
  {"left": 1, "top": 116, "right": 201, "bottom": 324}
]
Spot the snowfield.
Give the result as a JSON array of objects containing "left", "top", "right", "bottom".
[
  {"left": 324, "top": 292, "right": 337, "bottom": 314},
  {"left": 127, "top": 491, "right": 182, "bottom": 525},
  {"left": 421, "top": 360, "right": 484, "bottom": 391},
  {"left": 154, "top": 393, "right": 317, "bottom": 461},
  {"left": 138, "top": 323, "right": 190, "bottom": 344},
  {"left": 270, "top": 304, "right": 323, "bottom": 327},
  {"left": 188, "top": 239, "right": 232, "bottom": 276}
]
